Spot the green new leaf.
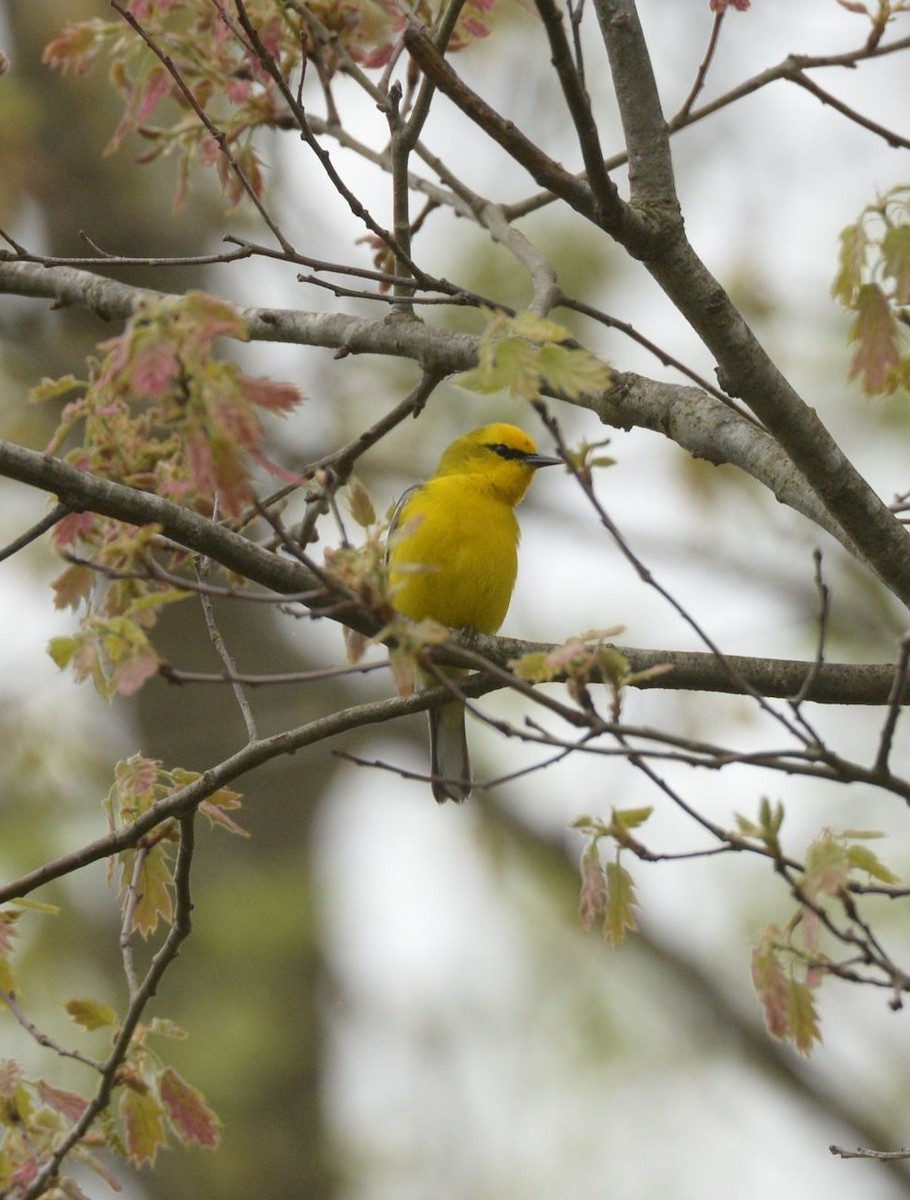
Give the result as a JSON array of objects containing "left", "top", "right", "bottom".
[
  {"left": 47, "top": 636, "right": 77, "bottom": 670},
  {"left": 602, "top": 861, "right": 639, "bottom": 948},
  {"left": 346, "top": 475, "right": 377, "bottom": 529},
  {"left": 846, "top": 844, "right": 900, "bottom": 884},
  {"left": 509, "top": 650, "right": 556, "bottom": 683},
  {"left": 831, "top": 222, "right": 867, "bottom": 304},
  {"left": 803, "top": 831, "right": 850, "bottom": 899},
  {"left": 121, "top": 845, "right": 175, "bottom": 938},
  {"left": 455, "top": 308, "right": 610, "bottom": 401},
  {"left": 65, "top": 997, "right": 117, "bottom": 1031},
  {"left": 535, "top": 343, "right": 613, "bottom": 399},
  {"left": 734, "top": 813, "right": 763, "bottom": 839},
  {"left": 787, "top": 978, "right": 822, "bottom": 1056},
  {"left": 611, "top": 806, "right": 653, "bottom": 831},
  {"left": 28, "top": 374, "right": 84, "bottom": 403},
  {"left": 882, "top": 223, "right": 910, "bottom": 305},
  {"left": 120, "top": 1084, "right": 167, "bottom": 1167}
]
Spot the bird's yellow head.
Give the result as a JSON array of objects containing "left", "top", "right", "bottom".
[{"left": 434, "top": 423, "right": 561, "bottom": 506}]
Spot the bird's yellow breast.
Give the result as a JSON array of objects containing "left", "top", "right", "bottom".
[{"left": 389, "top": 473, "right": 521, "bottom": 634}]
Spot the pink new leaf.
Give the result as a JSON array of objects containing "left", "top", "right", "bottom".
[
  {"left": 42, "top": 21, "right": 107, "bottom": 76},
  {"left": 131, "top": 341, "right": 181, "bottom": 398},
  {"left": 241, "top": 375, "right": 304, "bottom": 414},
  {"left": 158, "top": 1067, "right": 221, "bottom": 1148},
  {"left": 578, "top": 842, "right": 606, "bottom": 932},
  {"left": 37, "top": 1080, "right": 91, "bottom": 1124},
  {"left": 752, "top": 924, "right": 790, "bottom": 1040},
  {"left": 848, "top": 283, "right": 899, "bottom": 395}
]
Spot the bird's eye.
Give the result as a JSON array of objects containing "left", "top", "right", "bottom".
[{"left": 487, "top": 442, "right": 525, "bottom": 461}]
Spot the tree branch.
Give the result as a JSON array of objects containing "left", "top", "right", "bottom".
[
  {"left": 591, "top": 0, "right": 910, "bottom": 610},
  {"left": 0, "top": 437, "right": 905, "bottom": 722},
  {"left": 0, "top": 261, "right": 867, "bottom": 560}
]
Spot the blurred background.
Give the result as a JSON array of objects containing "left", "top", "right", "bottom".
[{"left": 3, "top": 1, "right": 910, "bottom": 1197}]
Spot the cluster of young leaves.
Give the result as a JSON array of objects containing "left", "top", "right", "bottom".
[
  {"left": 107, "top": 753, "right": 247, "bottom": 937},
  {"left": 42, "top": 0, "right": 500, "bottom": 208},
  {"left": 742, "top": 801, "right": 900, "bottom": 1055},
  {"left": 76, "top": 1009, "right": 221, "bottom": 1170},
  {"left": 512, "top": 632, "right": 671, "bottom": 718},
  {"left": 0, "top": 1055, "right": 119, "bottom": 1196},
  {"left": 456, "top": 310, "right": 614, "bottom": 404},
  {"left": 329, "top": 475, "right": 451, "bottom": 691},
  {"left": 832, "top": 184, "right": 910, "bottom": 396},
  {"left": 36, "top": 291, "right": 302, "bottom": 699},
  {"left": 836, "top": 0, "right": 910, "bottom": 49},
  {"left": 0, "top": 754, "right": 245, "bottom": 1188},
  {"left": 0, "top": 1016, "right": 219, "bottom": 1192},
  {"left": 572, "top": 808, "right": 651, "bottom": 948}
]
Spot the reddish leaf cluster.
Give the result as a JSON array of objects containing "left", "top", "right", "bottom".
[
  {"left": 35, "top": 292, "right": 303, "bottom": 698},
  {"left": 833, "top": 187, "right": 910, "bottom": 396},
  {"left": 106, "top": 753, "right": 246, "bottom": 937},
  {"left": 750, "top": 826, "right": 898, "bottom": 1054},
  {"left": 43, "top": 0, "right": 500, "bottom": 209}
]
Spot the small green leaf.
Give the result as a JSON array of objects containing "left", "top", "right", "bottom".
[
  {"left": 803, "top": 831, "right": 850, "bottom": 898},
  {"left": 65, "top": 997, "right": 117, "bottom": 1031},
  {"left": 47, "top": 636, "right": 77, "bottom": 670},
  {"left": 831, "top": 221, "right": 867, "bottom": 304},
  {"left": 536, "top": 342, "right": 613, "bottom": 399},
  {"left": 611, "top": 806, "right": 653, "bottom": 831},
  {"left": 28, "top": 374, "right": 84, "bottom": 403},
  {"left": 509, "top": 651, "right": 555, "bottom": 683},
  {"left": 787, "top": 978, "right": 822, "bottom": 1056},
  {"left": 846, "top": 844, "right": 900, "bottom": 884},
  {"left": 596, "top": 646, "right": 631, "bottom": 686},
  {"left": 120, "top": 1084, "right": 167, "bottom": 1167},
  {"left": 346, "top": 475, "right": 377, "bottom": 529},
  {"left": 882, "top": 224, "right": 910, "bottom": 305},
  {"left": 602, "top": 861, "right": 639, "bottom": 947},
  {"left": 734, "top": 813, "right": 763, "bottom": 839}
]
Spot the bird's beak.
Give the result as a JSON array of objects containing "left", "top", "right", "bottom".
[{"left": 524, "top": 452, "right": 562, "bottom": 468}]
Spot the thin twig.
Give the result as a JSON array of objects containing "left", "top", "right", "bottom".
[
  {"left": 196, "top": 555, "right": 259, "bottom": 740},
  {"left": 557, "top": 293, "right": 760, "bottom": 425},
  {"left": 159, "top": 660, "right": 387, "bottom": 686},
  {"left": 788, "top": 70, "right": 910, "bottom": 151},
  {"left": 788, "top": 548, "right": 829, "bottom": 713},
  {"left": 673, "top": 10, "right": 725, "bottom": 123},
  {"left": 233, "top": 0, "right": 423, "bottom": 277},
  {"left": 21, "top": 816, "right": 198, "bottom": 1200},
  {"left": 874, "top": 631, "right": 910, "bottom": 775},
  {"left": 110, "top": 1, "right": 294, "bottom": 252},
  {"left": 0, "top": 987, "right": 103, "bottom": 1071},
  {"left": 118, "top": 845, "right": 147, "bottom": 998},
  {"left": 0, "top": 502, "right": 70, "bottom": 564},
  {"left": 533, "top": 402, "right": 813, "bottom": 747},
  {"left": 830, "top": 1145, "right": 910, "bottom": 1161}
]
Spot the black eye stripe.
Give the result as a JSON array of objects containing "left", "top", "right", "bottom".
[{"left": 487, "top": 442, "right": 528, "bottom": 461}]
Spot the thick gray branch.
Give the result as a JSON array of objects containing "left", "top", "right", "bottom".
[
  {"left": 592, "top": 0, "right": 910, "bottom": 609},
  {"left": 0, "top": 260, "right": 860, "bottom": 559},
  {"left": 0, "top": 439, "right": 903, "bottom": 706}
]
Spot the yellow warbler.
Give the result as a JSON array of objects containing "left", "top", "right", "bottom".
[{"left": 388, "top": 423, "right": 560, "bottom": 803}]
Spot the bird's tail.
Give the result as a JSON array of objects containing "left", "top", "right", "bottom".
[{"left": 429, "top": 701, "right": 471, "bottom": 803}]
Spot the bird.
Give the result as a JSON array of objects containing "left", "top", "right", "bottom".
[{"left": 387, "top": 423, "right": 561, "bottom": 802}]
